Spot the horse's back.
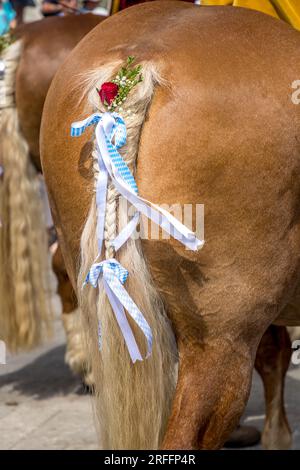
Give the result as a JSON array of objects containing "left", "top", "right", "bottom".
[
  {"left": 41, "top": 2, "right": 300, "bottom": 281},
  {"left": 52, "top": 2, "right": 300, "bottom": 81},
  {"left": 16, "top": 14, "right": 103, "bottom": 169}
]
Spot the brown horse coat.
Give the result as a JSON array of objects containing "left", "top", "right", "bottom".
[
  {"left": 41, "top": 2, "right": 300, "bottom": 449},
  {"left": 16, "top": 14, "right": 102, "bottom": 171}
]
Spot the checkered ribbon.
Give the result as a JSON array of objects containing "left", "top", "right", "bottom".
[
  {"left": 71, "top": 112, "right": 204, "bottom": 252},
  {"left": 85, "top": 259, "right": 152, "bottom": 362},
  {"left": 71, "top": 111, "right": 204, "bottom": 362},
  {"left": 71, "top": 112, "right": 138, "bottom": 253}
]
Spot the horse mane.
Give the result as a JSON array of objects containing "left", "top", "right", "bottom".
[{"left": 78, "top": 61, "right": 178, "bottom": 449}]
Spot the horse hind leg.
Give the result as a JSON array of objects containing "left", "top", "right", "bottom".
[
  {"left": 255, "top": 325, "right": 292, "bottom": 450},
  {"left": 142, "top": 238, "right": 298, "bottom": 450},
  {"left": 162, "top": 311, "right": 293, "bottom": 449},
  {"left": 143, "top": 246, "right": 268, "bottom": 450},
  {"left": 161, "top": 336, "right": 256, "bottom": 449},
  {"left": 62, "top": 310, "right": 95, "bottom": 388}
]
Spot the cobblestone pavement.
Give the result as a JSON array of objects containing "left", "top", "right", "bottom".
[{"left": 0, "top": 312, "right": 299, "bottom": 449}]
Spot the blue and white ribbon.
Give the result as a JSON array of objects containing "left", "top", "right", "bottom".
[
  {"left": 72, "top": 112, "right": 138, "bottom": 253},
  {"left": 71, "top": 112, "right": 204, "bottom": 253},
  {"left": 71, "top": 111, "right": 204, "bottom": 362},
  {"left": 85, "top": 259, "right": 152, "bottom": 363}
]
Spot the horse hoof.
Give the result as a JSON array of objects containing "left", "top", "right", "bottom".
[
  {"left": 223, "top": 425, "right": 261, "bottom": 448},
  {"left": 261, "top": 423, "right": 292, "bottom": 450},
  {"left": 76, "top": 380, "right": 94, "bottom": 395}
]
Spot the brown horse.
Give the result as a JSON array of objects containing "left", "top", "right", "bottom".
[
  {"left": 0, "top": 3, "right": 290, "bottom": 446},
  {"left": 41, "top": 2, "right": 300, "bottom": 449},
  {"left": 0, "top": 13, "right": 102, "bottom": 373},
  {"left": 15, "top": 14, "right": 102, "bottom": 172}
]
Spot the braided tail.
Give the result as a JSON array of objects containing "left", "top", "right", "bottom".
[
  {"left": 78, "top": 62, "right": 178, "bottom": 449},
  {"left": 0, "top": 41, "right": 53, "bottom": 350}
]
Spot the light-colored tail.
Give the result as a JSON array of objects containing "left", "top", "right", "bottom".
[
  {"left": 78, "top": 62, "right": 178, "bottom": 449},
  {"left": 0, "top": 41, "right": 53, "bottom": 350},
  {"left": 62, "top": 309, "right": 95, "bottom": 387}
]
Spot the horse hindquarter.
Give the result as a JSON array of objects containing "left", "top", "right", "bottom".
[{"left": 40, "top": 3, "right": 300, "bottom": 449}]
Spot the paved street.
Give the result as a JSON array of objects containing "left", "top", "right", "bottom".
[
  {"left": 0, "top": 311, "right": 98, "bottom": 450},
  {"left": 0, "top": 309, "right": 299, "bottom": 449}
]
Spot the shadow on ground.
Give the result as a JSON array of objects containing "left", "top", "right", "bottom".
[{"left": 0, "top": 345, "right": 86, "bottom": 399}]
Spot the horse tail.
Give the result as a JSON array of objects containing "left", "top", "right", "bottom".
[
  {"left": 0, "top": 41, "right": 53, "bottom": 350},
  {"left": 78, "top": 62, "right": 178, "bottom": 449}
]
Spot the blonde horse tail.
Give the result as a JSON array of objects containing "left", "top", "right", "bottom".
[
  {"left": 0, "top": 41, "right": 53, "bottom": 350},
  {"left": 78, "top": 62, "right": 178, "bottom": 449}
]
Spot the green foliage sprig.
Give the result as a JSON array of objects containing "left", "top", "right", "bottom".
[
  {"left": 0, "top": 32, "right": 15, "bottom": 55},
  {"left": 109, "top": 56, "right": 143, "bottom": 113}
]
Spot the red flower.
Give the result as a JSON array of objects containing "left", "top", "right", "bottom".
[{"left": 98, "top": 82, "right": 119, "bottom": 105}]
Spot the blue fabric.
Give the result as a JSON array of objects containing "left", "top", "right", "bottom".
[{"left": 0, "top": 2, "right": 16, "bottom": 36}]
